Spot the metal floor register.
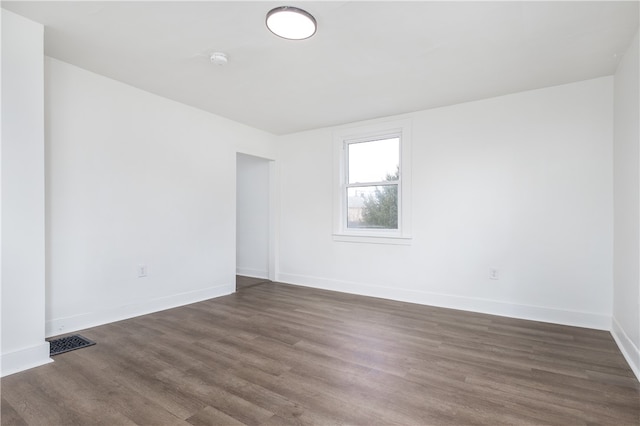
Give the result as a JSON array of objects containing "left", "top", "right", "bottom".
[{"left": 48, "top": 334, "right": 96, "bottom": 356}]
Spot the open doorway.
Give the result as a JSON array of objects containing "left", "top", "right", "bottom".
[{"left": 236, "top": 153, "right": 273, "bottom": 290}]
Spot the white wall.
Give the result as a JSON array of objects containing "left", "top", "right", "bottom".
[
  {"left": 45, "top": 57, "right": 275, "bottom": 336},
  {"left": 1, "top": 10, "right": 52, "bottom": 376},
  {"left": 613, "top": 30, "right": 640, "bottom": 380},
  {"left": 277, "top": 77, "right": 614, "bottom": 330},
  {"left": 236, "top": 153, "right": 271, "bottom": 279}
]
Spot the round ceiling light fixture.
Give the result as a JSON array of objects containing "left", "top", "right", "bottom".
[{"left": 266, "top": 6, "right": 317, "bottom": 40}]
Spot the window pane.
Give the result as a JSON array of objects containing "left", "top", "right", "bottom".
[
  {"left": 347, "top": 185, "right": 398, "bottom": 229},
  {"left": 348, "top": 137, "right": 399, "bottom": 184}
]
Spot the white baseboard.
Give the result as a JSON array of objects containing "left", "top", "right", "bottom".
[
  {"left": 1, "top": 342, "right": 52, "bottom": 377},
  {"left": 611, "top": 316, "right": 640, "bottom": 381},
  {"left": 236, "top": 267, "right": 269, "bottom": 279},
  {"left": 46, "top": 283, "right": 234, "bottom": 338},
  {"left": 277, "top": 272, "right": 611, "bottom": 331}
]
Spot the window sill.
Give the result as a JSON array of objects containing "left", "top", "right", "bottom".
[{"left": 332, "top": 233, "right": 413, "bottom": 245}]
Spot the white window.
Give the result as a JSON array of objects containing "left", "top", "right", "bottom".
[{"left": 333, "top": 119, "right": 412, "bottom": 244}]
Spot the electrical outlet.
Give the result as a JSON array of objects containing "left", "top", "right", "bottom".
[
  {"left": 489, "top": 268, "right": 499, "bottom": 280},
  {"left": 138, "top": 264, "right": 148, "bottom": 278}
]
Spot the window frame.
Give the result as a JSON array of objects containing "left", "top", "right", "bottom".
[{"left": 333, "top": 119, "right": 412, "bottom": 245}]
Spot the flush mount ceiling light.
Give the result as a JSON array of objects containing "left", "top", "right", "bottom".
[{"left": 266, "top": 6, "right": 317, "bottom": 40}]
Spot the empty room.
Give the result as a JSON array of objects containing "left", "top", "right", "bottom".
[{"left": 2, "top": 1, "right": 639, "bottom": 425}]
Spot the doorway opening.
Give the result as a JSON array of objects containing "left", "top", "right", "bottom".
[{"left": 236, "top": 153, "right": 275, "bottom": 291}]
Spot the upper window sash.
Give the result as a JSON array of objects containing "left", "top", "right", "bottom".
[{"left": 344, "top": 137, "right": 401, "bottom": 186}]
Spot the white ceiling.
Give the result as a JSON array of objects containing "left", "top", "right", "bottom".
[{"left": 3, "top": 1, "right": 639, "bottom": 135}]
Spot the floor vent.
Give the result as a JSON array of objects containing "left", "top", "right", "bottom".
[{"left": 48, "top": 334, "right": 96, "bottom": 356}]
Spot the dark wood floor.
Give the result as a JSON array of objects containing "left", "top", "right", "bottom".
[
  {"left": 236, "top": 275, "right": 271, "bottom": 291},
  {"left": 2, "top": 277, "right": 639, "bottom": 425}
]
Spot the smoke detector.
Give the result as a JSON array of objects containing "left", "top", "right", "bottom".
[{"left": 210, "top": 52, "right": 228, "bottom": 66}]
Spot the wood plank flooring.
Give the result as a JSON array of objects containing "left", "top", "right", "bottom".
[{"left": 2, "top": 278, "right": 638, "bottom": 425}]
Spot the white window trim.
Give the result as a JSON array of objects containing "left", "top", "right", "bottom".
[{"left": 333, "top": 119, "right": 412, "bottom": 245}]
